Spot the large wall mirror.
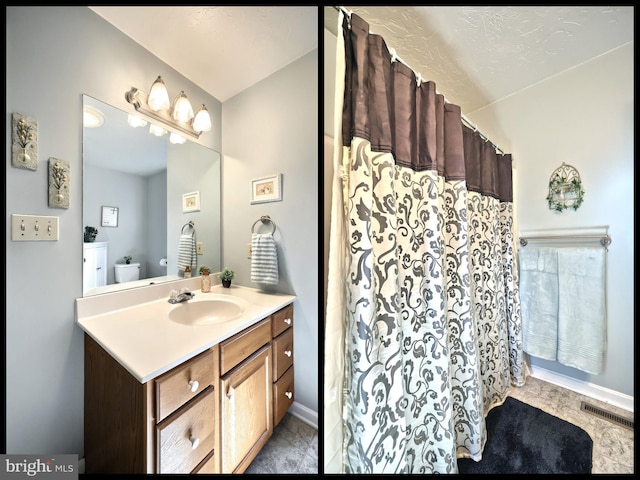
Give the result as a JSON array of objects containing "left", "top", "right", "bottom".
[{"left": 82, "top": 95, "right": 221, "bottom": 297}]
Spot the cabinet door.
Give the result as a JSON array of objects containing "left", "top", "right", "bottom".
[
  {"left": 220, "top": 344, "right": 273, "bottom": 473},
  {"left": 83, "top": 243, "right": 107, "bottom": 292}
]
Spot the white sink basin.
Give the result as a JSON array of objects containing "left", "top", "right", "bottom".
[{"left": 169, "top": 297, "right": 245, "bottom": 326}]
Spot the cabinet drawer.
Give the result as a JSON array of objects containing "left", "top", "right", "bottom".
[
  {"left": 157, "top": 387, "right": 216, "bottom": 474},
  {"left": 220, "top": 317, "right": 271, "bottom": 375},
  {"left": 271, "top": 303, "right": 293, "bottom": 338},
  {"left": 273, "top": 365, "right": 294, "bottom": 426},
  {"left": 192, "top": 449, "right": 217, "bottom": 474},
  {"left": 272, "top": 327, "right": 293, "bottom": 382},
  {"left": 155, "top": 349, "right": 215, "bottom": 422}
]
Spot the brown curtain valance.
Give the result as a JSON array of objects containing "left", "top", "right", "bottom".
[{"left": 342, "top": 12, "right": 513, "bottom": 202}]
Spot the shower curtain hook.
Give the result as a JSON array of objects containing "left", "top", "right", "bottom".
[{"left": 389, "top": 48, "right": 397, "bottom": 63}]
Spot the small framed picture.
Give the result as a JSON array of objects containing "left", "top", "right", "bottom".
[
  {"left": 182, "top": 191, "right": 201, "bottom": 213},
  {"left": 101, "top": 206, "right": 119, "bottom": 227},
  {"left": 251, "top": 174, "right": 282, "bottom": 204}
]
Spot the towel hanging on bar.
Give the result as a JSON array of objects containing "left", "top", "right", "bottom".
[
  {"left": 177, "top": 222, "right": 197, "bottom": 273},
  {"left": 251, "top": 233, "right": 278, "bottom": 285}
]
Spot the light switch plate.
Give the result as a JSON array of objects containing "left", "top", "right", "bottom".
[
  {"left": 11, "top": 214, "right": 59, "bottom": 241},
  {"left": 247, "top": 243, "right": 252, "bottom": 259},
  {"left": 197, "top": 242, "right": 204, "bottom": 254}
]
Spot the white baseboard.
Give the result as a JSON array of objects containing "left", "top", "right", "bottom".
[
  {"left": 288, "top": 401, "right": 318, "bottom": 430},
  {"left": 528, "top": 365, "right": 634, "bottom": 413}
]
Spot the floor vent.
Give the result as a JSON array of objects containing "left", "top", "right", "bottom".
[{"left": 580, "top": 401, "right": 634, "bottom": 431}]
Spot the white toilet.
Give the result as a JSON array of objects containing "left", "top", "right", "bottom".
[{"left": 114, "top": 263, "right": 141, "bottom": 283}]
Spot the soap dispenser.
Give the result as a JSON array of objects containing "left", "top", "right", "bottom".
[
  {"left": 201, "top": 267, "right": 211, "bottom": 292},
  {"left": 184, "top": 265, "right": 191, "bottom": 278}
]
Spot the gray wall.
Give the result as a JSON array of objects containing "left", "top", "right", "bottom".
[
  {"left": 222, "top": 49, "right": 319, "bottom": 416},
  {"left": 6, "top": 6, "right": 318, "bottom": 456}
]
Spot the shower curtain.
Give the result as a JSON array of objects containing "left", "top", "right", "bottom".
[{"left": 324, "top": 12, "right": 526, "bottom": 474}]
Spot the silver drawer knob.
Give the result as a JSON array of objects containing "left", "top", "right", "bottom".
[
  {"left": 284, "top": 350, "right": 292, "bottom": 357},
  {"left": 189, "top": 435, "right": 200, "bottom": 450},
  {"left": 284, "top": 318, "right": 292, "bottom": 325},
  {"left": 285, "top": 391, "right": 292, "bottom": 399},
  {"left": 188, "top": 380, "right": 199, "bottom": 392}
]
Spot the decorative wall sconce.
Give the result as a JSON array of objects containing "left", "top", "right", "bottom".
[
  {"left": 48, "top": 157, "right": 70, "bottom": 209},
  {"left": 125, "top": 75, "right": 212, "bottom": 139},
  {"left": 546, "top": 162, "right": 585, "bottom": 212},
  {"left": 11, "top": 112, "right": 38, "bottom": 171}
]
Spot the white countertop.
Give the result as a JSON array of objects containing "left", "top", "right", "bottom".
[{"left": 76, "top": 280, "right": 295, "bottom": 383}]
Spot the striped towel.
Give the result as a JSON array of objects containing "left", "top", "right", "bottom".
[
  {"left": 177, "top": 233, "right": 197, "bottom": 273},
  {"left": 251, "top": 233, "right": 279, "bottom": 285}
]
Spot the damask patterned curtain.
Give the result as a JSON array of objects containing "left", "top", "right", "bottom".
[{"left": 325, "top": 12, "right": 526, "bottom": 473}]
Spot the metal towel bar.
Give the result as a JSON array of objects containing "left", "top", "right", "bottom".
[
  {"left": 251, "top": 215, "right": 276, "bottom": 235},
  {"left": 519, "top": 234, "right": 612, "bottom": 251}
]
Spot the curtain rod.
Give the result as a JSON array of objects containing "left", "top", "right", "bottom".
[{"left": 333, "top": 5, "right": 505, "bottom": 155}]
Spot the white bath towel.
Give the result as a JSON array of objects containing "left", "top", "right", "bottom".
[
  {"left": 177, "top": 233, "right": 197, "bottom": 273},
  {"left": 251, "top": 233, "right": 279, "bottom": 285},
  {"left": 557, "top": 247, "right": 606, "bottom": 374},
  {"left": 519, "top": 247, "right": 559, "bottom": 361}
]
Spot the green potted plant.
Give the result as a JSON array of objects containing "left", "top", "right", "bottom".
[
  {"left": 124, "top": 255, "right": 132, "bottom": 264},
  {"left": 84, "top": 226, "right": 98, "bottom": 243},
  {"left": 219, "top": 267, "right": 235, "bottom": 288},
  {"left": 198, "top": 265, "right": 210, "bottom": 276}
]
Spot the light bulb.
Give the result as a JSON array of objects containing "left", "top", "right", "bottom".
[
  {"left": 169, "top": 133, "right": 186, "bottom": 144},
  {"left": 148, "top": 76, "right": 170, "bottom": 111},
  {"left": 149, "top": 124, "right": 167, "bottom": 136},
  {"left": 127, "top": 114, "right": 147, "bottom": 128},
  {"left": 193, "top": 105, "right": 212, "bottom": 133},
  {"left": 172, "top": 91, "right": 194, "bottom": 123}
]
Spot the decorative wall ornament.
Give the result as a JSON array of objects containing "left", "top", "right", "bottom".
[
  {"left": 546, "top": 162, "right": 585, "bottom": 212},
  {"left": 48, "top": 157, "right": 70, "bottom": 209},
  {"left": 182, "top": 191, "right": 201, "bottom": 213},
  {"left": 12, "top": 112, "right": 38, "bottom": 170},
  {"left": 101, "top": 206, "right": 119, "bottom": 227},
  {"left": 251, "top": 174, "right": 282, "bottom": 204}
]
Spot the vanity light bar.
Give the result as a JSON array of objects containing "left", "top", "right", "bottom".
[{"left": 125, "top": 87, "right": 203, "bottom": 139}]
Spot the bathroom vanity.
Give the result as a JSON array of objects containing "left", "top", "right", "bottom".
[{"left": 76, "top": 279, "right": 295, "bottom": 474}]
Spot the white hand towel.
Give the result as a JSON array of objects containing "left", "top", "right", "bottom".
[
  {"left": 177, "top": 234, "right": 197, "bottom": 272},
  {"left": 519, "top": 247, "right": 559, "bottom": 361},
  {"left": 251, "top": 233, "right": 279, "bottom": 285},
  {"left": 557, "top": 247, "right": 606, "bottom": 374}
]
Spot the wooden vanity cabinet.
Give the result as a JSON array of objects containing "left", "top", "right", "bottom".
[
  {"left": 84, "top": 335, "right": 220, "bottom": 474},
  {"left": 83, "top": 301, "right": 294, "bottom": 475},
  {"left": 219, "top": 317, "right": 273, "bottom": 473},
  {"left": 271, "top": 303, "right": 294, "bottom": 426}
]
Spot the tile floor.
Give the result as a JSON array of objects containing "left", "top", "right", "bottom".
[
  {"left": 509, "top": 375, "right": 634, "bottom": 474},
  {"left": 245, "top": 413, "right": 318, "bottom": 474}
]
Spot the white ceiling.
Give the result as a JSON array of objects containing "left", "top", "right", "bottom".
[
  {"left": 327, "top": 6, "right": 634, "bottom": 114},
  {"left": 90, "top": 6, "right": 319, "bottom": 103}
]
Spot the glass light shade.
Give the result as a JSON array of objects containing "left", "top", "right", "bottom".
[
  {"left": 148, "top": 76, "right": 170, "bottom": 111},
  {"left": 149, "top": 124, "right": 167, "bottom": 136},
  {"left": 169, "top": 133, "right": 186, "bottom": 144},
  {"left": 193, "top": 105, "right": 212, "bottom": 133},
  {"left": 172, "top": 91, "right": 194, "bottom": 123},
  {"left": 127, "top": 114, "right": 148, "bottom": 128}
]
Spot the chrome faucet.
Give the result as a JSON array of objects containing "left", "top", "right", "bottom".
[{"left": 168, "top": 288, "right": 195, "bottom": 304}]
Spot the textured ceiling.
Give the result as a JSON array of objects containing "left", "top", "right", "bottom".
[
  {"left": 90, "top": 6, "right": 318, "bottom": 102},
  {"left": 327, "top": 6, "right": 634, "bottom": 114}
]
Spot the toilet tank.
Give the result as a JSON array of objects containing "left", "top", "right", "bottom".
[{"left": 114, "top": 263, "right": 141, "bottom": 283}]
